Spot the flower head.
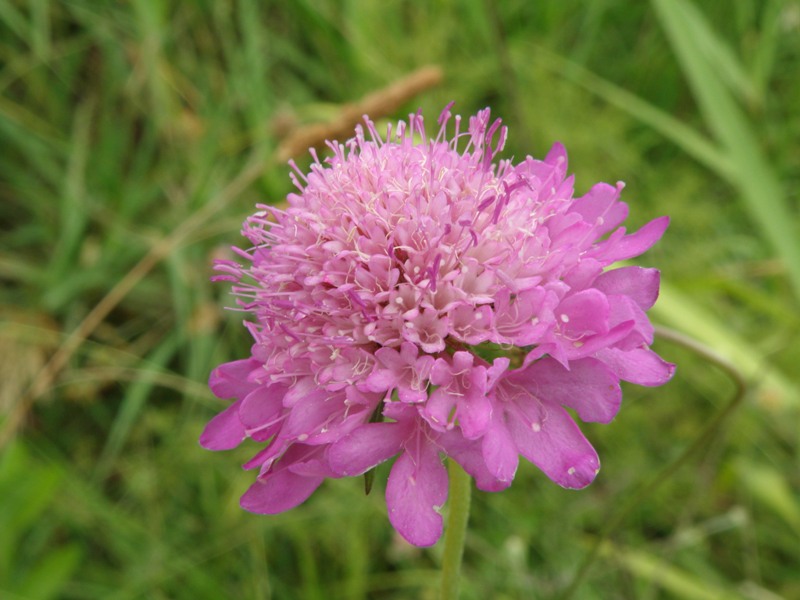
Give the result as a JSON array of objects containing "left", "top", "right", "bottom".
[{"left": 202, "top": 104, "right": 674, "bottom": 546}]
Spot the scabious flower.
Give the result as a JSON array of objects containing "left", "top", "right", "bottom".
[{"left": 202, "top": 104, "right": 674, "bottom": 547}]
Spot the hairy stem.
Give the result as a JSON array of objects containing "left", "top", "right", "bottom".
[{"left": 439, "top": 459, "right": 472, "bottom": 600}]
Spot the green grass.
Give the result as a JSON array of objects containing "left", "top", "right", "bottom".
[{"left": 1, "top": 1, "right": 799, "bottom": 598}]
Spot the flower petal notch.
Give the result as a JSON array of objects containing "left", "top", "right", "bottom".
[{"left": 201, "top": 104, "right": 674, "bottom": 546}]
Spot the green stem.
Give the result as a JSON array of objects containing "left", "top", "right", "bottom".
[{"left": 439, "top": 459, "right": 472, "bottom": 600}]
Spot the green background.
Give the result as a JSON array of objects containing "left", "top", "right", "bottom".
[{"left": 1, "top": 1, "right": 798, "bottom": 598}]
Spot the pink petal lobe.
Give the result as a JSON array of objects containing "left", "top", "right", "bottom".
[
  {"left": 239, "top": 385, "right": 286, "bottom": 432},
  {"left": 571, "top": 182, "right": 628, "bottom": 235},
  {"left": 208, "top": 358, "right": 261, "bottom": 399},
  {"left": 597, "top": 216, "right": 670, "bottom": 263},
  {"left": 596, "top": 347, "right": 676, "bottom": 386},
  {"left": 421, "top": 388, "right": 456, "bottom": 432},
  {"left": 386, "top": 440, "right": 448, "bottom": 547},
  {"left": 438, "top": 431, "right": 510, "bottom": 492},
  {"left": 482, "top": 413, "right": 519, "bottom": 482},
  {"left": 458, "top": 391, "right": 493, "bottom": 440},
  {"left": 328, "top": 422, "right": 407, "bottom": 476},
  {"left": 558, "top": 289, "right": 610, "bottom": 337},
  {"left": 520, "top": 357, "right": 621, "bottom": 423},
  {"left": 507, "top": 401, "right": 600, "bottom": 489},
  {"left": 199, "top": 399, "right": 246, "bottom": 450},
  {"left": 240, "top": 471, "right": 323, "bottom": 514},
  {"left": 594, "top": 266, "right": 661, "bottom": 310}
]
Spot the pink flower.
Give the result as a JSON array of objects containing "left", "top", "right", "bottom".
[{"left": 202, "top": 104, "right": 674, "bottom": 546}]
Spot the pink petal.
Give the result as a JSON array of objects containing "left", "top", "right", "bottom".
[
  {"left": 240, "top": 471, "right": 323, "bottom": 514},
  {"left": 430, "top": 357, "right": 454, "bottom": 386},
  {"left": 282, "top": 376, "right": 320, "bottom": 407},
  {"left": 199, "top": 399, "right": 246, "bottom": 450},
  {"left": 327, "top": 422, "right": 407, "bottom": 476},
  {"left": 281, "top": 389, "right": 346, "bottom": 442},
  {"left": 557, "top": 289, "right": 610, "bottom": 337},
  {"left": 571, "top": 182, "right": 628, "bottom": 235},
  {"left": 420, "top": 387, "right": 457, "bottom": 432},
  {"left": 208, "top": 358, "right": 261, "bottom": 399},
  {"left": 386, "top": 441, "right": 448, "bottom": 547},
  {"left": 399, "top": 341, "right": 420, "bottom": 363},
  {"left": 507, "top": 401, "right": 600, "bottom": 489},
  {"left": 457, "top": 388, "right": 493, "bottom": 440},
  {"left": 239, "top": 385, "right": 287, "bottom": 433},
  {"left": 364, "top": 368, "right": 397, "bottom": 393},
  {"left": 562, "top": 320, "right": 636, "bottom": 360},
  {"left": 375, "top": 345, "right": 405, "bottom": 370},
  {"left": 606, "top": 295, "right": 654, "bottom": 348},
  {"left": 594, "top": 266, "right": 661, "bottom": 310},
  {"left": 544, "top": 142, "right": 568, "bottom": 172},
  {"left": 518, "top": 357, "right": 621, "bottom": 423},
  {"left": 242, "top": 442, "right": 284, "bottom": 471},
  {"left": 563, "top": 258, "right": 604, "bottom": 290},
  {"left": 481, "top": 413, "right": 519, "bottom": 482},
  {"left": 438, "top": 430, "right": 510, "bottom": 492},
  {"left": 594, "top": 216, "right": 670, "bottom": 263},
  {"left": 288, "top": 456, "right": 337, "bottom": 478},
  {"left": 595, "top": 347, "right": 676, "bottom": 386}
]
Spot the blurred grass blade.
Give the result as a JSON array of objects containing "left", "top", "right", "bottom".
[
  {"left": 653, "top": 282, "right": 798, "bottom": 410},
  {"left": 750, "top": 0, "right": 785, "bottom": 99},
  {"left": 737, "top": 460, "right": 800, "bottom": 536},
  {"left": 673, "top": 0, "right": 760, "bottom": 108},
  {"left": 538, "top": 49, "right": 736, "bottom": 181},
  {"left": 0, "top": 1, "right": 28, "bottom": 43},
  {"left": 18, "top": 545, "right": 82, "bottom": 600},
  {"left": 599, "top": 540, "right": 747, "bottom": 600},
  {"left": 94, "top": 331, "right": 181, "bottom": 480},
  {"left": 47, "top": 98, "right": 93, "bottom": 281},
  {"left": 652, "top": 0, "right": 800, "bottom": 301}
]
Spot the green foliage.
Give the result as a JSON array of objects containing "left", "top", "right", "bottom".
[{"left": 1, "top": 0, "right": 798, "bottom": 598}]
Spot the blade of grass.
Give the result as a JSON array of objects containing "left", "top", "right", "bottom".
[
  {"left": 47, "top": 97, "right": 93, "bottom": 281},
  {"left": 94, "top": 330, "right": 181, "bottom": 480},
  {"left": 750, "top": 0, "right": 785, "bottom": 99},
  {"left": 535, "top": 47, "right": 737, "bottom": 182},
  {"left": 736, "top": 460, "right": 800, "bottom": 536},
  {"left": 653, "top": 282, "right": 798, "bottom": 409},
  {"left": 0, "top": 143, "right": 272, "bottom": 449},
  {"left": 652, "top": 0, "right": 800, "bottom": 301},
  {"left": 598, "top": 540, "right": 748, "bottom": 600}
]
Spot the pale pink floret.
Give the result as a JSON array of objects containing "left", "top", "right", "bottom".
[{"left": 201, "top": 104, "right": 674, "bottom": 547}]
